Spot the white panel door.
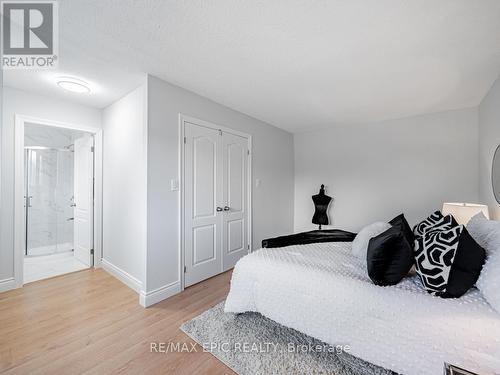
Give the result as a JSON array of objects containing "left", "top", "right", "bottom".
[
  {"left": 222, "top": 132, "right": 249, "bottom": 271},
  {"left": 184, "top": 122, "right": 223, "bottom": 287},
  {"left": 74, "top": 134, "right": 94, "bottom": 267}
]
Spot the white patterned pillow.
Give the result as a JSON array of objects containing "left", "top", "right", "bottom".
[{"left": 468, "top": 213, "right": 500, "bottom": 313}]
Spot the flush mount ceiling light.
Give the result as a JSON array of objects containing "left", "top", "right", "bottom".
[{"left": 56, "top": 77, "right": 91, "bottom": 94}]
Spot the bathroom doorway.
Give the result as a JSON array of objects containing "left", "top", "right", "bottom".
[{"left": 22, "top": 123, "right": 95, "bottom": 283}]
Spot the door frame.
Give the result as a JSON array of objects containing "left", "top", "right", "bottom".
[
  {"left": 14, "top": 115, "right": 103, "bottom": 288},
  {"left": 179, "top": 114, "right": 253, "bottom": 291}
]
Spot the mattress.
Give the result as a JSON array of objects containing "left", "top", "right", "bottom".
[{"left": 224, "top": 242, "right": 500, "bottom": 375}]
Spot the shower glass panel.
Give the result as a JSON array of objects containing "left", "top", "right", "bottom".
[{"left": 25, "top": 148, "right": 74, "bottom": 256}]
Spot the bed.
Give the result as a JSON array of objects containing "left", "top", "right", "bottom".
[{"left": 224, "top": 242, "right": 500, "bottom": 375}]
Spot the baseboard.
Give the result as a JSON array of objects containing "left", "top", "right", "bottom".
[
  {"left": 101, "top": 259, "right": 142, "bottom": 293},
  {"left": 139, "top": 281, "right": 181, "bottom": 307},
  {"left": 0, "top": 277, "right": 16, "bottom": 293}
]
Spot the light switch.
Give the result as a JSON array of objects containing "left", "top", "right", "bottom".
[
  {"left": 170, "top": 179, "right": 179, "bottom": 191},
  {"left": 255, "top": 178, "right": 261, "bottom": 187}
]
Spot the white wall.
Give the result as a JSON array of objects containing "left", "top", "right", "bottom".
[
  {"left": 145, "top": 75, "right": 294, "bottom": 299},
  {"left": 479, "top": 77, "right": 500, "bottom": 220},
  {"left": 101, "top": 84, "right": 147, "bottom": 291},
  {"left": 0, "top": 78, "right": 292, "bottom": 304},
  {"left": 0, "top": 87, "right": 101, "bottom": 288},
  {"left": 294, "top": 108, "right": 479, "bottom": 232}
]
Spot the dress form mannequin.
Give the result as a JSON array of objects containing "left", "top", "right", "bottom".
[{"left": 312, "top": 184, "right": 332, "bottom": 230}]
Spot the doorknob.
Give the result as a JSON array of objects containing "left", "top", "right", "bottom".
[
  {"left": 223, "top": 206, "right": 230, "bottom": 211},
  {"left": 216, "top": 207, "right": 223, "bottom": 212}
]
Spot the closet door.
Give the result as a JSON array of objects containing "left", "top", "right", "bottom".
[
  {"left": 184, "top": 122, "right": 223, "bottom": 287},
  {"left": 222, "top": 132, "right": 249, "bottom": 271}
]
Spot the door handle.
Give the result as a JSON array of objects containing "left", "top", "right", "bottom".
[
  {"left": 223, "top": 206, "right": 230, "bottom": 211},
  {"left": 27, "top": 196, "right": 33, "bottom": 208},
  {"left": 216, "top": 207, "right": 223, "bottom": 212}
]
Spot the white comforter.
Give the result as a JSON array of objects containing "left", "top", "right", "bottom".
[{"left": 224, "top": 242, "right": 500, "bottom": 375}]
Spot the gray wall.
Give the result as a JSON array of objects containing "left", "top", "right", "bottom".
[
  {"left": 102, "top": 84, "right": 147, "bottom": 286},
  {"left": 146, "top": 75, "right": 294, "bottom": 292},
  {"left": 479, "top": 77, "right": 500, "bottom": 220},
  {"left": 294, "top": 107, "right": 479, "bottom": 232}
]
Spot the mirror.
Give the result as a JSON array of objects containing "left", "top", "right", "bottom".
[{"left": 493, "top": 145, "right": 500, "bottom": 203}]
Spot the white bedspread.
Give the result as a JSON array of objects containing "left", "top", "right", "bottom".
[{"left": 224, "top": 242, "right": 500, "bottom": 375}]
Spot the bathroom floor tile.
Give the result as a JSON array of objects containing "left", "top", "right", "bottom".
[{"left": 24, "top": 252, "right": 88, "bottom": 283}]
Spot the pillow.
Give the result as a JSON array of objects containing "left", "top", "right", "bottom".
[
  {"left": 467, "top": 212, "right": 497, "bottom": 252},
  {"left": 468, "top": 213, "right": 500, "bottom": 313},
  {"left": 413, "top": 210, "right": 443, "bottom": 237},
  {"left": 352, "top": 222, "right": 391, "bottom": 259},
  {"left": 366, "top": 226, "right": 414, "bottom": 286},
  {"left": 414, "top": 225, "right": 486, "bottom": 298},
  {"left": 413, "top": 210, "right": 458, "bottom": 238},
  {"left": 425, "top": 214, "right": 458, "bottom": 235},
  {"left": 389, "top": 213, "right": 414, "bottom": 248}
]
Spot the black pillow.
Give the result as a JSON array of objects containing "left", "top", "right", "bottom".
[
  {"left": 414, "top": 225, "right": 485, "bottom": 298},
  {"left": 367, "top": 226, "right": 414, "bottom": 286},
  {"left": 389, "top": 214, "right": 414, "bottom": 248},
  {"left": 413, "top": 211, "right": 458, "bottom": 238}
]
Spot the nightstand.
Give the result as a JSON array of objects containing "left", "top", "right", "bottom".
[{"left": 444, "top": 363, "right": 480, "bottom": 375}]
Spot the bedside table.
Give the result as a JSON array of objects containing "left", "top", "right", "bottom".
[{"left": 444, "top": 363, "right": 480, "bottom": 375}]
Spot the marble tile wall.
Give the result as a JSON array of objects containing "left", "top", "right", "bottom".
[
  {"left": 56, "top": 151, "right": 74, "bottom": 247},
  {"left": 25, "top": 124, "right": 79, "bottom": 256},
  {"left": 26, "top": 148, "right": 59, "bottom": 254}
]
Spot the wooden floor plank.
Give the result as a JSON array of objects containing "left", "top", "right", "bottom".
[{"left": 0, "top": 269, "right": 235, "bottom": 375}]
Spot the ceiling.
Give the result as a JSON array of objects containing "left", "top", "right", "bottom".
[
  {"left": 3, "top": 50, "right": 146, "bottom": 110},
  {"left": 4, "top": 0, "right": 500, "bottom": 132}
]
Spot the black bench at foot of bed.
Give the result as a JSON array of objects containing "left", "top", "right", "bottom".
[{"left": 262, "top": 229, "right": 357, "bottom": 248}]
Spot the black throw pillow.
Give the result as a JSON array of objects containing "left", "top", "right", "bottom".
[
  {"left": 389, "top": 213, "right": 414, "bottom": 248},
  {"left": 414, "top": 225, "right": 485, "bottom": 298},
  {"left": 367, "top": 226, "right": 414, "bottom": 286}
]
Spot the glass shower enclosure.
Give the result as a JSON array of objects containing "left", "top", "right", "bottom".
[{"left": 24, "top": 146, "right": 75, "bottom": 256}]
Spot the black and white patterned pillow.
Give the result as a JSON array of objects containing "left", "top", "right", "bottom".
[
  {"left": 414, "top": 226, "right": 462, "bottom": 295},
  {"left": 413, "top": 211, "right": 443, "bottom": 237},
  {"left": 413, "top": 211, "right": 458, "bottom": 238},
  {"left": 414, "top": 225, "right": 486, "bottom": 298}
]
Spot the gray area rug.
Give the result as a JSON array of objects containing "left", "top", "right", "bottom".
[{"left": 181, "top": 302, "right": 394, "bottom": 375}]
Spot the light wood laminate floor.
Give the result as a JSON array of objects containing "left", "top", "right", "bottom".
[{"left": 0, "top": 268, "right": 234, "bottom": 374}]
